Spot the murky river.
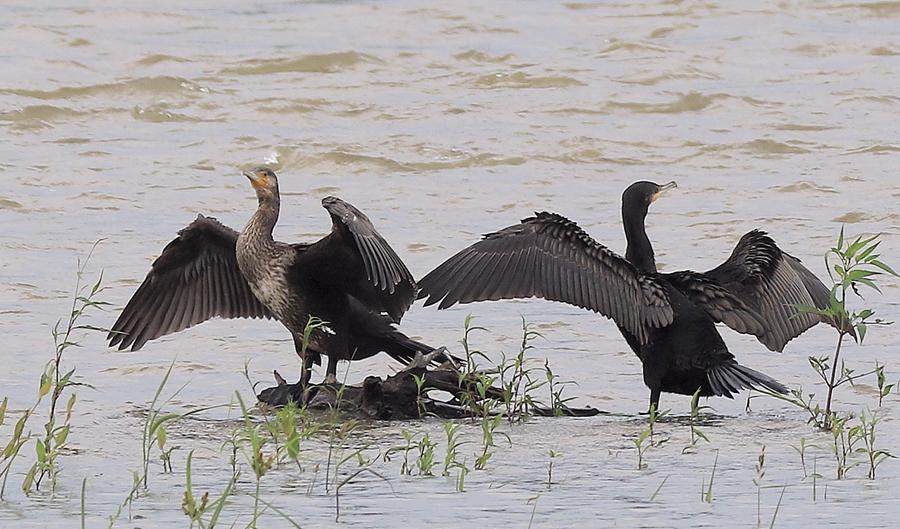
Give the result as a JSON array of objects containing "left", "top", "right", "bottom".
[{"left": 1, "top": 0, "right": 899, "bottom": 527}]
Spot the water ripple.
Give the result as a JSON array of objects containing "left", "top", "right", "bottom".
[
  {"left": 470, "top": 71, "right": 586, "bottom": 89},
  {"left": 220, "top": 51, "right": 381, "bottom": 75},
  {"left": 0, "top": 76, "right": 210, "bottom": 100}
]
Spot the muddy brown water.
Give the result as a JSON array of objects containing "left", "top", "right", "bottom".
[{"left": 1, "top": 1, "right": 899, "bottom": 527}]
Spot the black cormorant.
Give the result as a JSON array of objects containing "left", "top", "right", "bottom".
[
  {"left": 109, "top": 167, "right": 437, "bottom": 390},
  {"left": 418, "top": 181, "right": 839, "bottom": 410}
]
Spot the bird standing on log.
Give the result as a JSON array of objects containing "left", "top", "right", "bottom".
[
  {"left": 109, "top": 167, "right": 439, "bottom": 399},
  {"left": 418, "top": 181, "right": 841, "bottom": 411}
]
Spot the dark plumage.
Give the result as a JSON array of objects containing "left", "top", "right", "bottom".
[
  {"left": 109, "top": 167, "right": 436, "bottom": 387},
  {"left": 419, "top": 181, "right": 838, "bottom": 410}
]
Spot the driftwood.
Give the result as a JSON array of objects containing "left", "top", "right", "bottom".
[{"left": 256, "top": 350, "right": 601, "bottom": 420}]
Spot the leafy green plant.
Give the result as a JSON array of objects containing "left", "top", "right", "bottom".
[
  {"left": 875, "top": 364, "right": 893, "bottom": 407},
  {"left": 682, "top": 388, "right": 710, "bottom": 454},
  {"left": 235, "top": 392, "right": 275, "bottom": 529},
  {"left": 441, "top": 421, "right": 466, "bottom": 479},
  {"left": 543, "top": 361, "right": 576, "bottom": 416},
  {"left": 632, "top": 405, "right": 668, "bottom": 470},
  {"left": 498, "top": 318, "right": 546, "bottom": 422},
  {"left": 856, "top": 410, "right": 894, "bottom": 479},
  {"left": 22, "top": 248, "right": 106, "bottom": 495},
  {"left": 547, "top": 449, "right": 560, "bottom": 490},
  {"left": 793, "top": 230, "right": 897, "bottom": 429},
  {"left": 454, "top": 458, "right": 469, "bottom": 492},
  {"left": 415, "top": 433, "right": 436, "bottom": 476},
  {"left": 810, "top": 456, "right": 822, "bottom": 501},
  {"left": 384, "top": 429, "right": 416, "bottom": 476},
  {"left": 105, "top": 470, "right": 142, "bottom": 529},
  {"left": 181, "top": 450, "right": 238, "bottom": 529},
  {"left": 334, "top": 448, "right": 386, "bottom": 523},
  {"left": 1, "top": 403, "right": 34, "bottom": 498},
  {"left": 139, "top": 361, "right": 217, "bottom": 490},
  {"left": 475, "top": 414, "right": 508, "bottom": 470},
  {"left": 829, "top": 413, "right": 861, "bottom": 480},
  {"left": 790, "top": 437, "right": 817, "bottom": 479}
]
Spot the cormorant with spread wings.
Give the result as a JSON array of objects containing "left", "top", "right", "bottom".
[
  {"left": 109, "top": 167, "right": 438, "bottom": 393},
  {"left": 419, "top": 181, "right": 840, "bottom": 410}
]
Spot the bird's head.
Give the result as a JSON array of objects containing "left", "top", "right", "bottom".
[
  {"left": 243, "top": 166, "right": 280, "bottom": 202},
  {"left": 622, "top": 180, "right": 677, "bottom": 217}
]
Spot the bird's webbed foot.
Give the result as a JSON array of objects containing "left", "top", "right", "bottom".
[{"left": 257, "top": 370, "right": 317, "bottom": 407}]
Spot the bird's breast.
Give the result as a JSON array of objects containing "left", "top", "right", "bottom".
[{"left": 236, "top": 240, "right": 294, "bottom": 319}]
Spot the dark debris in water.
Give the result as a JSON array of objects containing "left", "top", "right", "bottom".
[{"left": 257, "top": 350, "right": 602, "bottom": 420}]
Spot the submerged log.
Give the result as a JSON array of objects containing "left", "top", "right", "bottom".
[{"left": 257, "top": 350, "right": 602, "bottom": 420}]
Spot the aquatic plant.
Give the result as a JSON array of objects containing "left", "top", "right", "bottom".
[
  {"left": 790, "top": 437, "right": 817, "bottom": 479},
  {"left": 874, "top": 364, "right": 893, "bottom": 407},
  {"left": 701, "top": 450, "right": 718, "bottom": 504},
  {"left": 855, "top": 410, "right": 894, "bottom": 479},
  {"left": 753, "top": 445, "right": 766, "bottom": 527},
  {"left": 791, "top": 230, "right": 897, "bottom": 429},
  {"left": 26, "top": 247, "right": 107, "bottom": 494},
  {"left": 0, "top": 401, "right": 31, "bottom": 498},
  {"left": 415, "top": 432, "right": 437, "bottom": 476},
  {"left": 0, "top": 246, "right": 105, "bottom": 497},
  {"left": 139, "top": 361, "right": 218, "bottom": 490},
  {"left": 181, "top": 450, "right": 239, "bottom": 529},
  {"left": 546, "top": 449, "right": 560, "bottom": 490},
  {"left": 828, "top": 412, "right": 861, "bottom": 480},
  {"left": 475, "top": 414, "right": 508, "bottom": 470},
  {"left": 526, "top": 495, "right": 540, "bottom": 529},
  {"left": 682, "top": 388, "right": 711, "bottom": 454},
  {"left": 441, "top": 421, "right": 466, "bottom": 479},
  {"left": 384, "top": 429, "right": 416, "bottom": 476},
  {"left": 543, "top": 360, "right": 576, "bottom": 417},
  {"left": 498, "top": 318, "right": 546, "bottom": 422},
  {"left": 768, "top": 486, "right": 786, "bottom": 529},
  {"left": 235, "top": 391, "right": 275, "bottom": 528},
  {"left": 632, "top": 404, "right": 668, "bottom": 470},
  {"left": 649, "top": 475, "right": 669, "bottom": 501}
]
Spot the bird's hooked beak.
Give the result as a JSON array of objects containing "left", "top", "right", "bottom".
[
  {"left": 244, "top": 169, "right": 269, "bottom": 190},
  {"left": 651, "top": 181, "right": 678, "bottom": 202}
]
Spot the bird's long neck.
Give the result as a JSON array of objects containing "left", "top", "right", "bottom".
[
  {"left": 623, "top": 206, "right": 656, "bottom": 273},
  {"left": 244, "top": 194, "right": 280, "bottom": 244}
]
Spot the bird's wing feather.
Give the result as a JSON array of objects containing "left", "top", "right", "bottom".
[
  {"left": 418, "top": 212, "right": 673, "bottom": 344},
  {"left": 663, "top": 270, "right": 769, "bottom": 337},
  {"left": 107, "top": 215, "right": 271, "bottom": 351},
  {"left": 293, "top": 196, "right": 416, "bottom": 323},
  {"left": 699, "top": 229, "right": 836, "bottom": 351}
]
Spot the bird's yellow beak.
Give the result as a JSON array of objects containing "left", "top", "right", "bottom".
[
  {"left": 651, "top": 181, "right": 678, "bottom": 202},
  {"left": 244, "top": 169, "right": 269, "bottom": 190}
]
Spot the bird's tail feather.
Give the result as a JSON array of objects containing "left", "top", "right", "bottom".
[
  {"left": 707, "top": 362, "right": 788, "bottom": 398},
  {"left": 376, "top": 331, "right": 461, "bottom": 368}
]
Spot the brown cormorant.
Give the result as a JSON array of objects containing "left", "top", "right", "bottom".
[
  {"left": 108, "top": 167, "right": 438, "bottom": 391},
  {"left": 418, "top": 181, "right": 838, "bottom": 410}
]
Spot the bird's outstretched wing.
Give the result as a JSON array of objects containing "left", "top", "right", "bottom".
[
  {"left": 663, "top": 270, "right": 769, "bottom": 338},
  {"left": 417, "top": 212, "right": 673, "bottom": 344},
  {"left": 677, "top": 230, "right": 836, "bottom": 351},
  {"left": 108, "top": 215, "right": 271, "bottom": 351},
  {"left": 293, "top": 196, "right": 416, "bottom": 323}
]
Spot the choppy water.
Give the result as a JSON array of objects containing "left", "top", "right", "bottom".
[{"left": 1, "top": 0, "right": 899, "bottom": 527}]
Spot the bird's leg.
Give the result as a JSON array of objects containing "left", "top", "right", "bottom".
[
  {"left": 648, "top": 389, "right": 661, "bottom": 414},
  {"left": 324, "top": 355, "right": 339, "bottom": 386}
]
